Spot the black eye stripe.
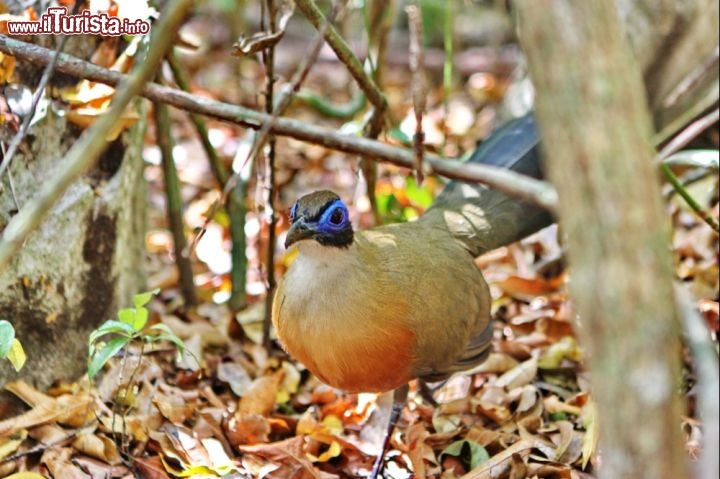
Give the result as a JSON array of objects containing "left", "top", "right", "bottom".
[{"left": 312, "top": 201, "right": 341, "bottom": 221}]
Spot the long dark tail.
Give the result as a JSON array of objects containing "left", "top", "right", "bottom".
[{"left": 422, "top": 114, "right": 553, "bottom": 256}]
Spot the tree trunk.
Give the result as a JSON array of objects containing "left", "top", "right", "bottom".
[
  {"left": 515, "top": 1, "right": 687, "bottom": 478},
  {"left": 0, "top": 81, "right": 146, "bottom": 391}
]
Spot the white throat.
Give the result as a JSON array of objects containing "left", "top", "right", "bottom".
[{"left": 288, "top": 240, "right": 360, "bottom": 288}]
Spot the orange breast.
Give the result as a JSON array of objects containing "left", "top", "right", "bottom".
[
  {"left": 307, "top": 322, "right": 416, "bottom": 393},
  {"left": 273, "top": 292, "right": 416, "bottom": 393}
]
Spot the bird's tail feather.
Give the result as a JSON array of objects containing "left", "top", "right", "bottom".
[{"left": 422, "top": 114, "right": 553, "bottom": 256}]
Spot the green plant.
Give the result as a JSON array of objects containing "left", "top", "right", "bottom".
[
  {"left": 0, "top": 319, "right": 26, "bottom": 372},
  {"left": 87, "top": 289, "right": 185, "bottom": 378}
]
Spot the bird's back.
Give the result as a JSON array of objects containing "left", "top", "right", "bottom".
[
  {"left": 423, "top": 114, "right": 551, "bottom": 256},
  {"left": 356, "top": 221, "right": 492, "bottom": 383}
]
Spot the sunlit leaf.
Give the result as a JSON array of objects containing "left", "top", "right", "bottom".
[
  {"left": 118, "top": 308, "right": 136, "bottom": 326},
  {"left": 376, "top": 193, "right": 405, "bottom": 223},
  {"left": 405, "top": 176, "right": 434, "bottom": 209},
  {"left": 131, "top": 307, "right": 149, "bottom": 331},
  {"left": 133, "top": 289, "right": 160, "bottom": 309},
  {"left": 306, "top": 440, "right": 342, "bottom": 463},
  {"left": 4, "top": 473, "right": 48, "bottom": 479},
  {"left": 538, "top": 336, "right": 583, "bottom": 369},
  {"left": 7, "top": 338, "right": 26, "bottom": 371},
  {"left": 0, "top": 432, "right": 25, "bottom": 461}
]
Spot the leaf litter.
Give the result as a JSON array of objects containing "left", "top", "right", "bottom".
[{"left": 1, "top": 2, "right": 717, "bottom": 478}]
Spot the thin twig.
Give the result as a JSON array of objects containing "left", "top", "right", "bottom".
[
  {"left": 153, "top": 73, "right": 198, "bottom": 305},
  {"left": 166, "top": 51, "right": 248, "bottom": 310},
  {"left": 261, "top": 0, "right": 279, "bottom": 349},
  {"left": 197, "top": 0, "right": 345, "bottom": 239},
  {"left": 442, "top": 0, "right": 453, "bottom": 122},
  {"left": 406, "top": 3, "right": 426, "bottom": 184},
  {"left": 295, "top": 0, "right": 387, "bottom": 116},
  {"left": 0, "top": 426, "right": 95, "bottom": 464},
  {"left": 663, "top": 168, "right": 714, "bottom": 200},
  {"left": 356, "top": 0, "right": 391, "bottom": 222},
  {"left": 222, "top": 2, "right": 335, "bottom": 198},
  {"left": 675, "top": 284, "right": 720, "bottom": 479},
  {"left": 166, "top": 51, "right": 227, "bottom": 185},
  {"left": 655, "top": 108, "right": 720, "bottom": 232},
  {"left": 188, "top": 0, "right": 344, "bottom": 311},
  {"left": 294, "top": 89, "right": 366, "bottom": 118},
  {"left": 654, "top": 90, "right": 719, "bottom": 148},
  {"left": 656, "top": 108, "right": 720, "bottom": 163},
  {"left": 663, "top": 46, "right": 719, "bottom": 108},
  {"left": 661, "top": 163, "right": 719, "bottom": 232},
  {"left": 0, "top": 142, "right": 19, "bottom": 210},
  {"left": 364, "top": 0, "right": 394, "bottom": 88},
  {"left": 0, "top": 0, "right": 194, "bottom": 269},
  {"left": 0, "top": 35, "right": 557, "bottom": 210}
]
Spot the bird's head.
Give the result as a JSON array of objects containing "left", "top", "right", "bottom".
[{"left": 285, "top": 190, "right": 354, "bottom": 249}]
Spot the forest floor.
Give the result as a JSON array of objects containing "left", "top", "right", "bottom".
[{"left": 1, "top": 2, "right": 718, "bottom": 478}]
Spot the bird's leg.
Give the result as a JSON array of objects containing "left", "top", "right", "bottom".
[
  {"left": 418, "top": 379, "right": 445, "bottom": 407},
  {"left": 369, "top": 384, "right": 409, "bottom": 479}
]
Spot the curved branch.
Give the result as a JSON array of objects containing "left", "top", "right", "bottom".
[{"left": 0, "top": 35, "right": 557, "bottom": 211}]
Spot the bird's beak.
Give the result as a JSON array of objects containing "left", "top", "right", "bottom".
[{"left": 285, "top": 218, "right": 314, "bottom": 248}]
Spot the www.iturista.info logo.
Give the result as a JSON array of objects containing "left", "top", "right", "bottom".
[{"left": 6, "top": 7, "right": 151, "bottom": 36}]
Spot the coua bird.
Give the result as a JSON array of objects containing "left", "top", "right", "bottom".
[{"left": 272, "top": 114, "right": 552, "bottom": 477}]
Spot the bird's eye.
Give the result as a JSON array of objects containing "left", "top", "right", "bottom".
[
  {"left": 289, "top": 203, "right": 298, "bottom": 222},
  {"left": 329, "top": 208, "right": 344, "bottom": 225}
]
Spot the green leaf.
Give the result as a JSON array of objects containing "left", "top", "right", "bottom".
[
  {"left": 147, "top": 331, "right": 186, "bottom": 355},
  {"left": 7, "top": 338, "right": 26, "bottom": 371},
  {"left": 0, "top": 320, "right": 16, "bottom": 357},
  {"left": 440, "top": 439, "right": 490, "bottom": 470},
  {"left": 148, "top": 323, "right": 177, "bottom": 336},
  {"left": 549, "top": 411, "right": 569, "bottom": 421},
  {"left": 88, "top": 320, "right": 136, "bottom": 345},
  {"left": 402, "top": 206, "right": 419, "bottom": 221},
  {"left": 118, "top": 308, "right": 136, "bottom": 325},
  {"left": 118, "top": 307, "right": 148, "bottom": 331},
  {"left": 88, "top": 337, "right": 129, "bottom": 378},
  {"left": 131, "top": 308, "right": 148, "bottom": 331},
  {"left": 133, "top": 289, "right": 160, "bottom": 309},
  {"left": 376, "top": 193, "right": 406, "bottom": 223},
  {"left": 387, "top": 127, "right": 411, "bottom": 146},
  {"left": 405, "top": 176, "right": 434, "bottom": 209}
]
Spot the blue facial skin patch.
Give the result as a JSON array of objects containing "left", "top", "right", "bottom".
[{"left": 317, "top": 199, "right": 350, "bottom": 234}]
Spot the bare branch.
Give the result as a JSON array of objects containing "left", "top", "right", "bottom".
[{"left": 0, "top": 35, "right": 557, "bottom": 211}]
